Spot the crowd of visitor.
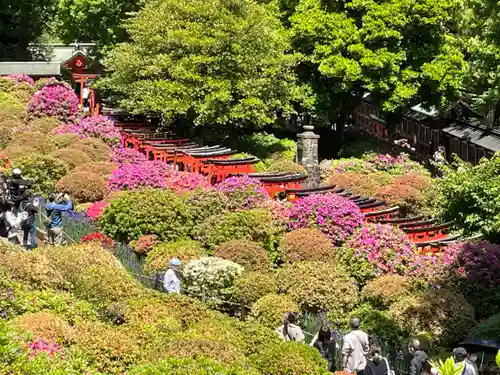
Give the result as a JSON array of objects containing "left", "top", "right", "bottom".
[{"left": 0, "top": 168, "right": 73, "bottom": 248}]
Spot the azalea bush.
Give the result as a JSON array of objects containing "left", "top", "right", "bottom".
[
  {"left": 388, "top": 287, "right": 475, "bottom": 345},
  {"left": 340, "top": 224, "right": 419, "bottom": 285},
  {"left": 7, "top": 131, "right": 57, "bottom": 154},
  {"left": 27, "top": 117, "right": 61, "bottom": 134},
  {"left": 28, "top": 83, "right": 79, "bottom": 122},
  {"left": 74, "top": 161, "right": 116, "bottom": 179},
  {"left": 167, "top": 172, "right": 211, "bottom": 193},
  {"left": 80, "top": 231, "right": 115, "bottom": 248},
  {"left": 144, "top": 239, "right": 205, "bottom": 274},
  {"left": 214, "top": 239, "right": 272, "bottom": 271},
  {"left": 130, "top": 234, "right": 158, "bottom": 255},
  {"left": 194, "top": 209, "right": 280, "bottom": 255},
  {"left": 6, "top": 74, "right": 35, "bottom": 86},
  {"left": 11, "top": 154, "right": 69, "bottom": 195},
  {"left": 86, "top": 201, "right": 110, "bottom": 220},
  {"left": 56, "top": 171, "right": 109, "bottom": 203},
  {"left": 183, "top": 257, "right": 244, "bottom": 309},
  {"left": 361, "top": 275, "right": 415, "bottom": 309},
  {"left": 49, "top": 148, "right": 92, "bottom": 169},
  {"left": 286, "top": 194, "right": 363, "bottom": 245},
  {"left": 277, "top": 261, "right": 358, "bottom": 315},
  {"left": 110, "top": 146, "right": 147, "bottom": 164},
  {"left": 99, "top": 189, "right": 194, "bottom": 243},
  {"left": 108, "top": 161, "right": 175, "bottom": 191},
  {"left": 74, "top": 116, "right": 120, "bottom": 144},
  {"left": 327, "top": 171, "right": 394, "bottom": 197},
  {"left": 233, "top": 272, "right": 276, "bottom": 305},
  {"left": 184, "top": 188, "right": 231, "bottom": 222},
  {"left": 71, "top": 138, "right": 110, "bottom": 162},
  {"left": 250, "top": 293, "right": 299, "bottom": 329},
  {"left": 215, "top": 176, "right": 269, "bottom": 210},
  {"left": 439, "top": 241, "right": 500, "bottom": 319},
  {"left": 279, "top": 228, "right": 333, "bottom": 263}
]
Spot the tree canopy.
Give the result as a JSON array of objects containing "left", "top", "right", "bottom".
[
  {"left": 289, "top": 0, "right": 466, "bottom": 133},
  {"left": 98, "top": 0, "right": 308, "bottom": 129}
]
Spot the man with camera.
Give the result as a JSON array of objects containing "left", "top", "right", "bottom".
[{"left": 45, "top": 192, "right": 72, "bottom": 246}]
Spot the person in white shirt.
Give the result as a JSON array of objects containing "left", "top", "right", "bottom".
[
  {"left": 276, "top": 312, "right": 305, "bottom": 343},
  {"left": 163, "top": 257, "right": 181, "bottom": 294},
  {"left": 3, "top": 202, "right": 25, "bottom": 244},
  {"left": 343, "top": 317, "right": 370, "bottom": 374}
]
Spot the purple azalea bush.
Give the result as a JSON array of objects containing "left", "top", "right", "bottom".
[
  {"left": 6, "top": 74, "right": 35, "bottom": 86},
  {"left": 215, "top": 175, "right": 269, "bottom": 210},
  {"left": 168, "top": 172, "right": 211, "bottom": 192},
  {"left": 287, "top": 193, "right": 363, "bottom": 245},
  {"left": 52, "top": 116, "right": 120, "bottom": 144},
  {"left": 108, "top": 160, "right": 175, "bottom": 191},
  {"left": 28, "top": 83, "right": 79, "bottom": 122}
]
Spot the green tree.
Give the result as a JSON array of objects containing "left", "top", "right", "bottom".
[
  {"left": 0, "top": 0, "right": 57, "bottom": 60},
  {"left": 97, "top": 0, "right": 308, "bottom": 129},
  {"left": 56, "top": 0, "right": 143, "bottom": 47},
  {"left": 289, "top": 0, "right": 465, "bottom": 145}
]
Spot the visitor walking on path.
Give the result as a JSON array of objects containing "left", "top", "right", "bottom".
[
  {"left": 45, "top": 193, "right": 72, "bottom": 246},
  {"left": 408, "top": 339, "right": 429, "bottom": 375},
  {"left": 365, "top": 344, "right": 393, "bottom": 375},
  {"left": 276, "top": 312, "right": 305, "bottom": 343},
  {"left": 453, "top": 347, "right": 477, "bottom": 375},
  {"left": 311, "top": 321, "right": 336, "bottom": 372},
  {"left": 163, "top": 257, "right": 182, "bottom": 294},
  {"left": 342, "top": 317, "right": 370, "bottom": 375}
]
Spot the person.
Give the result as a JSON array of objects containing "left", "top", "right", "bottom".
[
  {"left": 19, "top": 190, "right": 39, "bottom": 250},
  {"left": 365, "top": 344, "right": 392, "bottom": 375},
  {"left": 82, "top": 84, "right": 91, "bottom": 108},
  {"left": 276, "top": 312, "right": 305, "bottom": 343},
  {"left": 312, "top": 322, "right": 336, "bottom": 372},
  {"left": 342, "top": 317, "right": 370, "bottom": 374},
  {"left": 163, "top": 257, "right": 182, "bottom": 294},
  {"left": 3, "top": 201, "right": 24, "bottom": 244},
  {"left": 45, "top": 193, "right": 72, "bottom": 246},
  {"left": 408, "top": 339, "right": 429, "bottom": 375},
  {"left": 453, "top": 347, "right": 477, "bottom": 375},
  {"left": 8, "top": 168, "right": 32, "bottom": 213}
]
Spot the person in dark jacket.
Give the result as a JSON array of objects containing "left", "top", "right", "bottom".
[
  {"left": 408, "top": 339, "right": 429, "bottom": 375},
  {"left": 365, "top": 344, "right": 391, "bottom": 375}
]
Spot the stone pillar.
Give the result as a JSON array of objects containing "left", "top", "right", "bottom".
[{"left": 297, "top": 125, "right": 320, "bottom": 187}]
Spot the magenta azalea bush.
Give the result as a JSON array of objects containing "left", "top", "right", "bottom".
[
  {"left": 110, "top": 146, "right": 147, "bottom": 164},
  {"left": 6, "top": 74, "right": 35, "bottom": 86},
  {"left": 341, "top": 224, "right": 419, "bottom": 284},
  {"left": 215, "top": 176, "right": 269, "bottom": 210},
  {"left": 108, "top": 160, "right": 175, "bottom": 191},
  {"left": 287, "top": 193, "right": 363, "bottom": 245},
  {"left": 53, "top": 116, "right": 120, "bottom": 144},
  {"left": 28, "top": 83, "right": 79, "bottom": 122}
]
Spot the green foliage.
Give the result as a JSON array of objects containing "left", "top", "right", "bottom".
[
  {"left": 233, "top": 271, "right": 276, "bottom": 305},
  {"left": 194, "top": 209, "right": 280, "bottom": 255},
  {"left": 214, "top": 239, "right": 272, "bottom": 271},
  {"left": 52, "top": 133, "right": 79, "bottom": 149},
  {"left": 277, "top": 262, "right": 358, "bottom": 314},
  {"left": 432, "top": 154, "right": 500, "bottom": 240},
  {"left": 12, "top": 311, "right": 75, "bottom": 345},
  {"left": 49, "top": 148, "right": 92, "bottom": 170},
  {"left": 98, "top": 0, "right": 307, "bottom": 128},
  {"left": 99, "top": 189, "right": 194, "bottom": 243},
  {"left": 388, "top": 287, "right": 475, "bottom": 345},
  {"left": 255, "top": 157, "right": 306, "bottom": 174},
  {"left": 361, "top": 275, "right": 414, "bottom": 310},
  {"left": 9, "top": 154, "right": 69, "bottom": 195},
  {"left": 184, "top": 188, "right": 231, "bottom": 223},
  {"left": 430, "top": 357, "right": 463, "bottom": 375},
  {"left": 468, "top": 313, "right": 500, "bottom": 342},
  {"left": 496, "top": 350, "right": 500, "bottom": 369},
  {"left": 127, "top": 357, "right": 259, "bottom": 375},
  {"left": 7, "top": 131, "right": 57, "bottom": 154},
  {"left": 27, "top": 117, "right": 61, "bottom": 134},
  {"left": 0, "top": 93, "right": 25, "bottom": 122},
  {"left": 71, "top": 138, "right": 109, "bottom": 162},
  {"left": 250, "top": 293, "right": 299, "bottom": 329},
  {"left": 250, "top": 341, "right": 329, "bottom": 375},
  {"left": 144, "top": 240, "right": 205, "bottom": 274},
  {"left": 236, "top": 132, "right": 297, "bottom": 160}
]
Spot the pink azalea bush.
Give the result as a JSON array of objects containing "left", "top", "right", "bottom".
[
  {"left": 108, "top": 160, "right": 175, "bottom": 191},
  {"left": 86, "top": 201, "right": 110, "bottom": 219},
  {"left": 341, "top": 224, "right": 420, "bottom": 284},
  {"left": 287, "top": 193, "right": 363, "bottom": 245},
  {"left": 53, "top": 116, "right": 119, "bottom": 144},
  {"left": 6, "top": 74, "right": 35, "bottom": 86},
  {"left": 25, "top": 339, "right": 60, "bottom": 360},
  {"left": 167, "top": 172, "right": 211, "bottom": 193},
  {"left": 28, "top": 83, "right": 79, "bottom": 122},
  {"left": 110, "top": 146, "right": 147, "bottom": 164},
  {"left": 215, "top": 176, "right": 269, "bottom": 210}
]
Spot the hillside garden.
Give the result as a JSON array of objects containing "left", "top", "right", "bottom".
[{"left": 1, "top": 74, "right": 500, "bottom": 374}]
